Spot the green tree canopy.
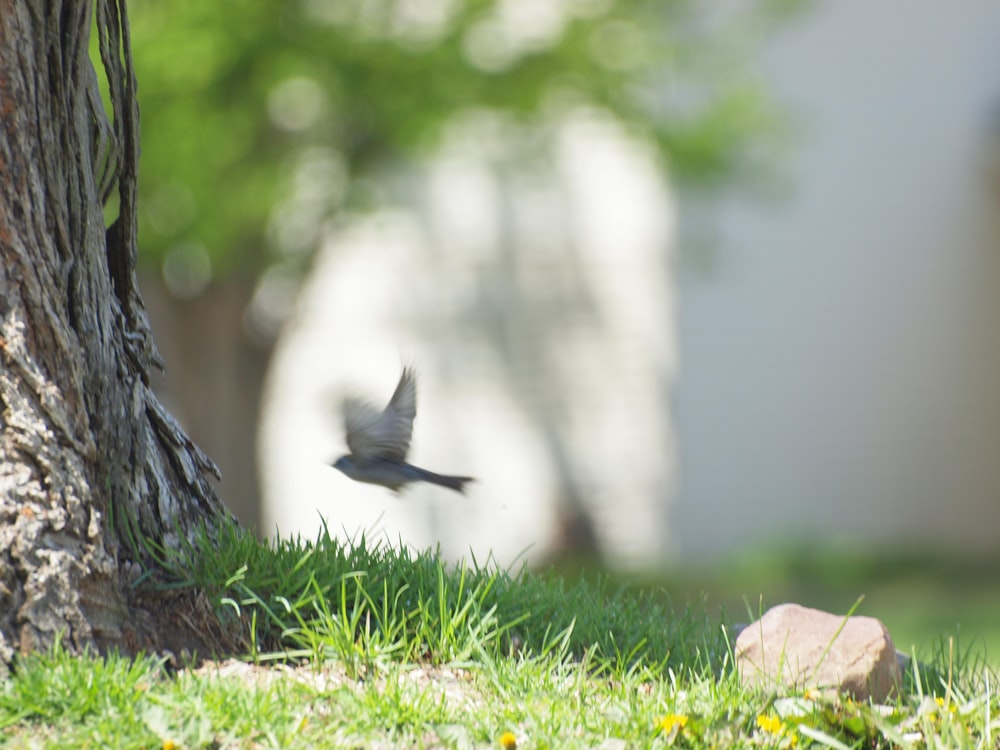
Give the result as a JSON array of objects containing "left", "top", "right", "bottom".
[{"left": 116, "top": 0, "right": 800, "bottom": 287}]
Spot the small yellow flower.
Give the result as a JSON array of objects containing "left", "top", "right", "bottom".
[
  {"left": 935, "top": 697, "right": 956, "bottom": 713},
  {"left": 756, "top": 714, "right": 784, "bottom": 735},
  {"left": 657, "top": 714, "right": 689, "bottom": 734},
  {"left": 163, "top": 741, "right": 177, "bottom": 750},
  {"left": 498, "top": 730, "right": 517, "bottom": 749}
]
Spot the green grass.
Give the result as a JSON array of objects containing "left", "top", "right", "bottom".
[
  {"left": 630, "top": 544, "right": 1000, "bottom": 665},
  {"left": 1, "top": 520, "right": 997, "bottom": 748}
]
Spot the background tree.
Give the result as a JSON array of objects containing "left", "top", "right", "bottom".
[
  {"left": 0, "top": 0, "right": 798, "bottom": 667},
  {"left": 123, "top": 0, "right": 801, "bottom": 530},
  {"left": 0, "top": 1, "right": 230, "bottom": 669}
]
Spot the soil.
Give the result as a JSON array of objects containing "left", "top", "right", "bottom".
[{"left": 119, "top": 585, "right": 251, "bottom": 669}]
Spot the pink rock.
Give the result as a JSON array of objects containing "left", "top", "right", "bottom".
[{"left": 735, "top": 603, "right": 900, "bottom": 702}]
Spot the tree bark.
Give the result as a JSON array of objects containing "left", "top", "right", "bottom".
[
  {"left": 143, "top": 274, "right": 272, "bottom": 533},
  {"left": 0, "top": 0, "right": 228, "bottom": 671}
]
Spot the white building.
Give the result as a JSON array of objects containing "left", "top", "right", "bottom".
[
  {"left": 674, "top": 0, "right": 1000, "bottom": 558},
  {"left": 261, "top": 0, "right": 1000, "bottom": 564}
]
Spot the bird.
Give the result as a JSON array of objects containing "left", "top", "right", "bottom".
[{"left": 331, "top": 367, "right": 474, "bottom": 494}]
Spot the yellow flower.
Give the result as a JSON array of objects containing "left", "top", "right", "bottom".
[
  {"left": 498, "top": 730, "right": 517, "bottom": 749},
  {"left": 935, "top": 697, "right": 956, "bottom": 713},
  {"left": 756, "top": 714, "right": 784, "bottom": 735},
  {"left": 163, "top": 741, "right": 177, "bottom": 750},
  {"left": 657, "top": 714, "right": 689, "bottom": 734}
]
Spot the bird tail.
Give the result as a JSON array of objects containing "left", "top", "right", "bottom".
[{"left": 414, "top": 467, "right": 475, "bottom": 494}]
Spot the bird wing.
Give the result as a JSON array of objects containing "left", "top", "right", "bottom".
[{"left": 343, "top": 368, "right": 416, "bottom": 462}]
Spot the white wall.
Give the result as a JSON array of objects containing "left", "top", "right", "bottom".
[
  {"left": 673, "top": 0, "right": 1000, "bottom": 557},
  {"left": 259, "top": 113, "right": 678, "bottom": 567},
  {"left": 262, "top": 0, "right": 1000, "bottom": 565}
]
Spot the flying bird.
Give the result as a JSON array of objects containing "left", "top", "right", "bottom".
[{"left": 332, "top": 368, "right": 474, "bottom": 494}]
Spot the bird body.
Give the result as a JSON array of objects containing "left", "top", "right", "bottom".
[
  {"left": 332, "top": 368, "right": 473, "bottom": 494},
  {"left": 332, "top": 455, "right": 472, "bottom": 493}
]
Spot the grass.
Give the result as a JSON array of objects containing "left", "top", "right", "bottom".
[
  {"left": 632, "top": 544, "right": 1000, "bottom": 664},
  {"left": 1, "top": 520, "right": 997, "bottom": 748}
]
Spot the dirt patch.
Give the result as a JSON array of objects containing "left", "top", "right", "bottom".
[{"left": 118, "top": 585, "right": 250, "bottom": 667}]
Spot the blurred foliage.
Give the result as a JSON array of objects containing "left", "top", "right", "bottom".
[{"left": 99, "top": 0, "right": 805, "bottom": 283}]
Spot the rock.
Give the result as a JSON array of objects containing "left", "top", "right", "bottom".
[{"left": 735, "top": 603, "right": 900, "bottom": 702}]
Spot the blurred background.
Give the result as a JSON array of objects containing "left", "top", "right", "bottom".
[{"left": 114, "top": 0, "right": 1000, "bottom": 660}]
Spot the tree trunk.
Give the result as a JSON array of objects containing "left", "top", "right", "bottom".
[
  {"left": 0, "top": 0, "right": 228, "bottom": 672},
  {"left": 143, "top": 274, "right": 273, "bottom": 533}
]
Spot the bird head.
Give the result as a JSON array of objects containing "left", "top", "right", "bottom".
[{"left": 332, "top": 454, "right": 363, "bottom": 481}]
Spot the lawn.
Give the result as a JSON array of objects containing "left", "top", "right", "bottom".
[
  {"left": 1, "top": 522, "right": 996, "bottom": 748},
  {"left": 645, "top": 545, "right": 1000, "bottom": 666}
]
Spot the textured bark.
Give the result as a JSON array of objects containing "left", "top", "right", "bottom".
[
  {"left": 0, "top": 0, "right": 227, "bottom": 671},
  {"left": 143, "top": 275, "right": 272, "bottom": 533}
]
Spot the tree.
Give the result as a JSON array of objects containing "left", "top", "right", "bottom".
[
  {"left": 126, "top": 0, "right": 802, "bottom": 531},
  {"left": 0, "top": 0, "right": 798, "bottom": 667},
  {"left": 0, "top": 1, "right": 228, "bottom": 669}
]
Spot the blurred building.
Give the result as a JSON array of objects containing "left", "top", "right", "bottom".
[
  {"left": 259, "top": 112, "right": 677, "bottom": 568},
  {"left": 674, "top": 0, "right": 1000, "bottom": 558},
  {"left": 260, "top": 0, "right": 1000, "bottom": 565}
]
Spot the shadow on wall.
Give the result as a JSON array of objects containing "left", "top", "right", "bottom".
[{"left": 259, "top": 110, "right": 680, "bottom": 568}]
